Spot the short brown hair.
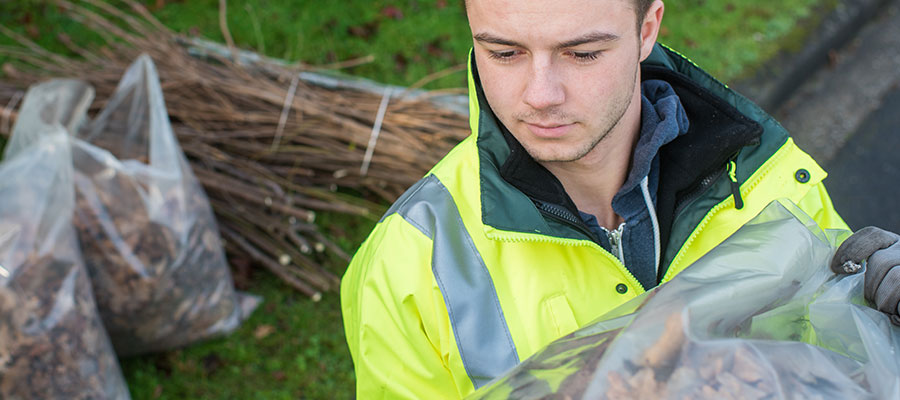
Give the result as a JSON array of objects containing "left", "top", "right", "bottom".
[{"left": 635, "top": 0, "right": 655, "bottom": 24}]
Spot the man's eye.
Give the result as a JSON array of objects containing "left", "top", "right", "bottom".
[
  {"left": 488, "top": 50, "right": 520, "bottom": 62},
  {"left": 571, "top": 51, "right": 602, "bottom": 62}
]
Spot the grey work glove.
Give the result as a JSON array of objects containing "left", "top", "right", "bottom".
[{"left": 830, "top": 226, "right": 900, "bottom": 325}]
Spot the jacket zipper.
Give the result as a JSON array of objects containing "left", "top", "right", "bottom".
[
  {"left": 661, "top": 153, "right": 744, "bottom": 280},
  {"left": 663, "top": 143, "right": 796, "bottom": 283},
  {"left": 673, "top": 168, "right": 724, "bottom": 218},
  {"left": 673, "top": 152, "right": 743, "bottom": 218},
  {"left": 601, "top": 223, "right": 626, "bottom": 264},
  {"left": 533, "top": 200, "right": 644, "bottom": 291},
  {"left": 533, "top": 200, "right": 599, "bottom": 243},
  {"left": 727, "top": 158, "right": 744, "bottom": 210}
]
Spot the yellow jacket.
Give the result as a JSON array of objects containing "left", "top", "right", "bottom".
[{"left": 341, "top": 45, "right": 847, "bottom": 399}]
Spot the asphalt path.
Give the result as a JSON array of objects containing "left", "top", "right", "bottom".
[
  {"left": 776, "top": 1, "right": 900, "bottom": 232},
  {"left": 825, "top": 87, "right": 900, "bottom": 232}
]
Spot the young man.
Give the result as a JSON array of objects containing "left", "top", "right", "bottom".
[{"left": 341, "top": 0, "right": 900, "bottom": 398}]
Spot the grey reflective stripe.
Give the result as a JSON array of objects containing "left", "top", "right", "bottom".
[{"left": 384, "top": 174, "right": 519, "bottom": 389}]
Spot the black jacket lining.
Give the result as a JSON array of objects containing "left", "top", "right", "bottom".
[{"left": 645, "top": 66, "right": 762, "bottom": 266}]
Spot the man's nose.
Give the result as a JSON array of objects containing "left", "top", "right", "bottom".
[{"left": 523, "top": 59, "right": 565, "bottom": 110}]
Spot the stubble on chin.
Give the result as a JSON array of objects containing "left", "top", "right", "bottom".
[{"left": 522, "top": 86, "right": 635, "bottom": 164}]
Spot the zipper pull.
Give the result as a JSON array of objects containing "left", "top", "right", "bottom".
[
  {"left": 728, "top": 160, "right": 744, "bottom": 209},
  {"left": 605, "top": 224, "right": 626, "bottom": 264}
]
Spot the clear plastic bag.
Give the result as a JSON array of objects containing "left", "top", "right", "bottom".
[
  {"left": 70, "top": 55, "right": 258, "bottom": 356},
  {"left": 471, "top": 200, "right": 900, "bottom": 399},
  {"left": 0, "top": 80, "right": 130, "bottom": 399}
]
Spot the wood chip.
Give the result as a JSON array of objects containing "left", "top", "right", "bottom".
[{"left": 1, "top": 254, "right": 130, "bottom": 399}]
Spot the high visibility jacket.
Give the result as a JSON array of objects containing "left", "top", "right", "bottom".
[{"left": 340, "top": 44, "right": 848, "bottom": 399}]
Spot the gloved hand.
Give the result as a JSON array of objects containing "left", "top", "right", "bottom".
[{"left": 830, "top": 226, "right": 900, "bottom": 325}]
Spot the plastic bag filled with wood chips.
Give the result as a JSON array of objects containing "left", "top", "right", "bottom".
[
  {"left": 471, "top": 200, "right": 900, "bottom": 400},
  {"left": 71, "top": 54, "right": 258, "bottom": 356},
  {"left": 0, "top": 80, "right": 130, "bottom": 399}
]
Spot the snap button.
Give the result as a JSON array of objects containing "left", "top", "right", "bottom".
[
  {"left": 616, "top": 283, "right": 628, "bottom": 294},
  {"left": 795, "top": 169, "right": 810, "bottom": 183}
]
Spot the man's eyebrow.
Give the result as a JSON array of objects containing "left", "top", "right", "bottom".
[
  {"left": 472, "top": 31, "right": 620, "bottom": 49},
  {"left": 556, "top": 32, "right": 620, "bottom": 48},
  {"left": 473, "top": 32, "right": 522, "bottom": 47}
]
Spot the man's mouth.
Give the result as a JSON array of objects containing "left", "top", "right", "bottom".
[{"left": 524, "top": 122, "right": 575, "bottom": 138}]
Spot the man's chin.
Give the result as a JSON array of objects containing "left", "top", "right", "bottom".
[{"left": 524, "top": 146, "right": 590, "bottom": 164}]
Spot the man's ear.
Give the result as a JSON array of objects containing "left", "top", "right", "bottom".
[{"left": 639, "top": 0, "right": 665, "bottom": 62}]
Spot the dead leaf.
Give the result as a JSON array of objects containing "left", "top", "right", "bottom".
[
  {"left": 254, "top": 324, "right": 276, "bottom": 339},
  {"left": 381, "top": 6, "right": 404, "bottom": 20},
  {"left": 393, "top": 53, "right": 409, "bottom": 72},
  {"left": 427, "top": 39, "right": 447, "bottom": 58},
  {"left": 272, "top": 370, "right": 287, "bottom": 381},
  {"left": 25, "top": 24, "right": 40, "bottom": 39},
  {"left": 347, "top": 21, "right": 379, "bottom": 39},
  {"left": 828, "top": 49, "right": 840, "bottom": 68}
]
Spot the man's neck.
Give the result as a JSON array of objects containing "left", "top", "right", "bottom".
[{"left": 540, "top": 90, "right": 642, "bottom": 230}]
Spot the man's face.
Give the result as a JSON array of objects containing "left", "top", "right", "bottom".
[{"left": 467, "top": 0, "right": 654, "bottom": 163}]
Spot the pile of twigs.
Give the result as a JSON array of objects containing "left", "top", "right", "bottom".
[{"left": 0, "top": 0, "right": 470, "bottom": 299}]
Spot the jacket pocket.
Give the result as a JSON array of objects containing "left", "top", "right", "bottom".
[{"left": 545, "top": 293, "right": 579, "bottom": 337}]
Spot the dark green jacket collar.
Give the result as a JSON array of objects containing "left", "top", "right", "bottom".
[
  {"left": 471, "top": 45, "right": 773, "bottom": 262},
  {"left": 469, "top": 44, "right": 782, "bottom": 265}
]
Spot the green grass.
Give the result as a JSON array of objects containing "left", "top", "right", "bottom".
[
  {"left": 120, "top": 272, "right": 355, "bottom": 399},
  {"left": 662, "top": 0, "right": 835, "bottom": 81},
  {"left": 120, "top": 273, "right": 352, "bottom": 399},
  {"left": 0, "top": 1, "right": 834, "bottom": 398}
]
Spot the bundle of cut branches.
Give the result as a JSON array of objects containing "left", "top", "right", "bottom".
[{"left": 0, "top": 0, "right": 471, "bottom": 299}]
